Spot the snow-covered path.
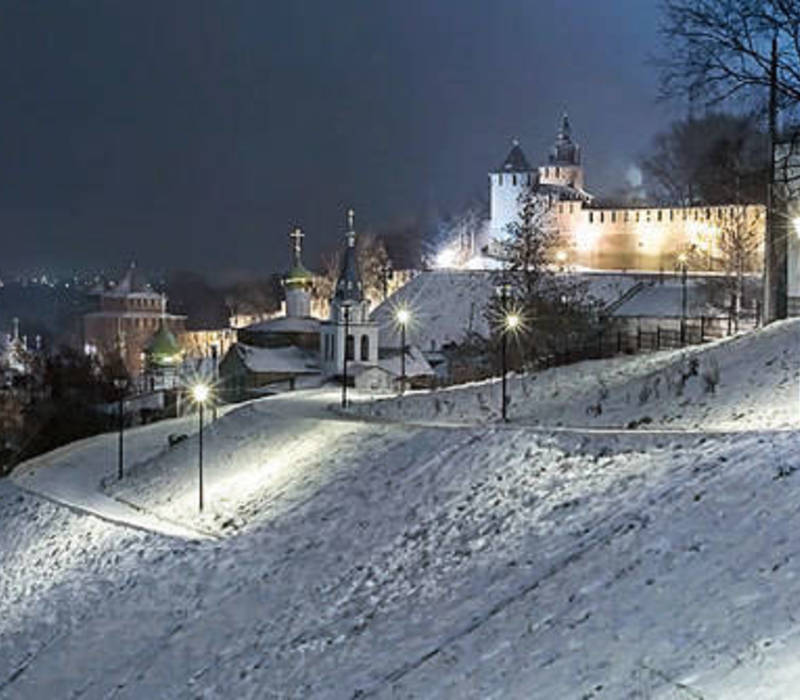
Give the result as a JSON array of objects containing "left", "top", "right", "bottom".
[{"left": 11, "top": 413, "right": 221, "bottom": 539}]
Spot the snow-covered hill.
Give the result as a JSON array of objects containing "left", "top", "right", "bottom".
[
  {"left": 356, "top": 319, "right": 800, "bottom": 430},
  {"left": 3, "top": 323, "right": 800, "bottom": 698}
]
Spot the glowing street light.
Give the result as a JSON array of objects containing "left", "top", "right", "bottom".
[
  {"left": 395, "top": 306, "right": 411, "bottom": 394},
  {"left": 496, "top": 283, "right": 519, "bottom": 422},
  {"left": 191, "top": 382, "right": 211, "bottom": 512}
]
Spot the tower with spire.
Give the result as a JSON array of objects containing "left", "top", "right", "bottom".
[
  {"left": 320, "top": 209, "right": 379, "bottom": 377},
  {"left": 488, "top": 138, "right": 536, "bottom": 240},
  {"left": 538, "top": 112, "right": 584, "bottom": 189}
]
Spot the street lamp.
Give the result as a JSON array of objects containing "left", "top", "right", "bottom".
[
  {"left": 341, "top": 304, "right": 351, "bottom": 408},
  {"left": 678, "top": 252, "right": 688, "bottom": 344},
  {"left": 496, "top": 283, "right": 519, "bottom": 421},
  {"left": 395, "top": 307, "right": 411, "bottom": 394},
  {"left": 192, "top": 382, "right": 210, "bottom": 512},
  {"left": 113, "top": 377, "right": 127, "bottom": 480}
]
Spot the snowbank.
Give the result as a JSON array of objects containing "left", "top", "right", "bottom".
[{"left": 354, "top": 319, "right": 800, "bottom": 430}]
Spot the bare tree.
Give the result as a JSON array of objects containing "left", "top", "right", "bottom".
[
  {"left": 658, "top": 0, "right": 800, "bottom": 111},
  {"left": 640, "top": 114, "right": 767, "bottom": 205},
  {"left": 718, "top": 205, "right": 764, "bottom": 317}
]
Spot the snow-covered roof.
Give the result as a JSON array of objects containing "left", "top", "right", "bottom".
[
  {"left": 378, "top": 344, "right": 435, "bottom": 378},
  {"left": 612, "top": 280, "right": 723, "bottom": 318},
  {"left": 231, "top": 343, "right": 320, "bottom": 375},
  {"left": 107, "top": 263, "right": 159, "bottom": 297},
  {"left": 494, "top": 141, "right": 532, "bottom": 173},
  {"left": 371, "top": 270, "right": 638, "bottom": 350}
]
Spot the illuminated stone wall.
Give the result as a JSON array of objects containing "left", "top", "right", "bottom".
[{"left": 554, "top": 202, "right": 765, "bottom": 272}]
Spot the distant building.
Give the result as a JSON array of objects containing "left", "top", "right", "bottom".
[
  {"left": 488, "top": 114, "right": 766, "bottom": 272},
  {"left": 82, "top": 263, "right": 186, "bottom": 376}
]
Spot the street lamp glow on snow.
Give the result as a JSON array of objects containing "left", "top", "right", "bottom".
[{"left": 435, "top": 246, "right": 458, "bottom": 268}]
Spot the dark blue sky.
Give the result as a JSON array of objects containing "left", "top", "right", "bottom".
[{"left": 0, "top": 0, "right": 677, "bottom": 277}]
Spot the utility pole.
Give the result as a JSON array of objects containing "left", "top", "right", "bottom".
[
  {"left": 341, "top": 305, "right": 350, "bottom": 408},
  {"left": 765, "top": 34, "right": 787, "bottom": 322}
]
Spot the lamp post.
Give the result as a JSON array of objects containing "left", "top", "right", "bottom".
[
  {"left": 341, "top": 304, "right": 350, "bottom": 408},
  {"left": 113, "top": 377, "right": 127, "bottom": 480},
  {"left": 496, "top": 283, "right": 518, "bottom": 422},
  {"left": 396, "top": 307, "right": 410, "bottom": 395},
  {"left": 192, "top": 383, "right": 210, "bottom": 512},
  {"left": 678, "top": 252, "right": 688, "bottom": 345}
]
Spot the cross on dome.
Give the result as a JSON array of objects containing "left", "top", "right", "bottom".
[
  {"left": 346, "top": 208, "right": 356, "bottom": 247},
  {"left": 289, "top": 226, "right": 304, "bottom": 256}
]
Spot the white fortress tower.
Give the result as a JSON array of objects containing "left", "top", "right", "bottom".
[
  {"left": 539, "top": 112, "right": 584, "bottom": 190},
  {"left": 489, "top": 139, "right": 535, "bottom": 240}
]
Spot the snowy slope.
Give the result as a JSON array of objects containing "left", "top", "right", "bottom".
[
  {"left": 4, "top": 324, "right": 800, "bottom": 697},
  {"left": 355, "top": 319, "right": 800, "bottom": 430}
]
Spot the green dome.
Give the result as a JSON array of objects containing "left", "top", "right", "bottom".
[
  {"left": 285, "top": 263, "right": 314, "bottom": 286},
  {"left": 145, "top": 325, "right": 182, "bottom": 366}
]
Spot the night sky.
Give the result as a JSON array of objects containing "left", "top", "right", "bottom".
[{"left": 0, "top": 0, "right": 676, "bottom": 278}]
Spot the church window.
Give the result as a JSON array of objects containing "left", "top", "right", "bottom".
[
  {"left": 682, "top": 210, "right": 687, "bottom": 220},
  {"left": 670, "top": 210, "right": 674, "bottom": 221},
  {"left": 556, "top": 167, "right": 561, "bottom": 177},
  {"left": 635, "top": 212, "right": 640, "bottom": 222},
  {"left": 694, "top": 210, "right": 699, "bottom": 221},
  {"left": 569, "top": 204, "right": 574, "bottom": 213},
  {"left": 360, "top": 335, "right": 369, "bottom": 361},
  {"left": 611, "top": 211, "right": 616, "bottom": 223},
  {"left": 527, "top": 174, "right": 531, "bottom": 185},
  {"left": 705, "top": 208, "right": 711, "bottom": 220},
  {"left": 624, "top": 211, "right": 629, "bottom": 222},
  {"left": 588, "top": 212, "right": 594, "bottom": 223},
  {"left": 646, "top": 210, "right": 651, "bottom": 222},
  {"left": 558, "top": 204, "right": 563, "bottom": 214},
  {"left": 599, "top": 212, "right": 604, "bottom": 223},
  {"left": 717, "top": 208, "right": 722, "bottom": 219},
  {"left": 345, "top": 335, "right": 355, "bottom": 361},
  {"left": 512, "top": 175, "right": 517, "bottom": 186},
  {"left": 498, "top": 174, "right": 503, "bottom": 186},
  {"left": 657, "top": 210, "right": 662, "bottom": 222}
]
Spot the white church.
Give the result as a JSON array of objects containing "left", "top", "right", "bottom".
[{"left": 219, "top": 211, "right": 433, "bottom": 399}]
